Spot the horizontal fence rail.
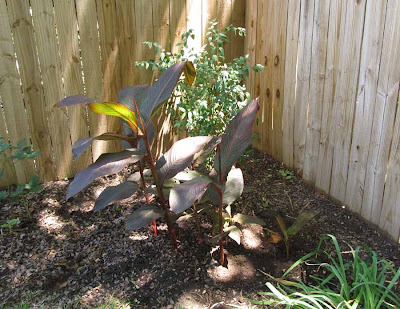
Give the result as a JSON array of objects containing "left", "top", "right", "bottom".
[{"left": 1, "top": 0, "right": 400, "bottom": 242}]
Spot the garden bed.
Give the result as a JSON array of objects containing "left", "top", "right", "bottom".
[{"left": 1, "top": 150, "right": 399, "bottom": 308}]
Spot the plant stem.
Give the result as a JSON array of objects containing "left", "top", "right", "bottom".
[
  {"left": 132, "top": 96, "right": 177, "bottom": 249},
  {"left": 138, "top": 161, "right": 157, "bottom": 235},
  {"left": 3, "top": 153, "right": 18, "bottom": 185},
  {"left": 211, "top": 182, "right": 225, "bottom": 266},
  {"left": 192, "top": 203, "right": 202, "bottom": 243}
]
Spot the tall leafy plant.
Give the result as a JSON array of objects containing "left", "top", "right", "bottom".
[
  {"left": 137, "top": 21, "right": 264, "bottom": 137},
  {"left": 58, "top": 61, "right": 262, "bottom": 265}
]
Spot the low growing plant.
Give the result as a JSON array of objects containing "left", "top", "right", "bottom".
[
  {"left": 1, "top": 218, "right": 19, "bottom": 233},
  {"left": 136, "top": 21, "right": 264, "bottom": 137},
  {"left": 270, "top": 211, "right": 317, "bottom": 257},
  {"left": 0, "top": 138, "right": 43, "bottom": 217},
  {"left": 254, "top": 234, "right": 400, "bottom": 308},
  {"left": 58, "top": 61, "right": 263, "bottom": 265}
]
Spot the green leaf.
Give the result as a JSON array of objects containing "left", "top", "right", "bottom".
[
  {"left": 277, "top": 216, "right": 288, "bottom": 235},
  {"left": 0, "top": 190, "right": 9, "bottom": 200},
  {"left": 223, "top": 167, "right": 244, "bottom": 206},
  {"left": 94, "top": 181, "right": 139, "bottom": 211},
  {"left": 214, "top": 98, "right": 259, "bottom": 181},
  {"left": 66, "top": 149, "right": 144, "bottom": 200},
  {"left": 232, "top": 213, "right": 266, "bottom": 226},
  {"left": 88, "top": 102, "right": 140, "bottom": 134},
  {"left": 156, "top": 136, "right": 213, "bottom": 184},
  {"left": 72, "top": 133, "right": 136, "bottom": 159},
  {"left": 125, "top": 205, "right": 163, "bottom": 230},
  {"left": 286, "top": 211, "right": 317, "bottom": 236},
  {"left": 192, "top": 136, "right": 221, "bottom": 167},
  {"left": 170, "top": 176, "right": 212, "bottom": 213}
]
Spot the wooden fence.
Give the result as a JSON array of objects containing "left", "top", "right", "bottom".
[
  {"left": 0, "top": 0, "right": 245, "bottom": 186},
  {"left": 1, "top": 0, "right": 400, "bottom": 242},
  {"left": 246, "top": 0, "right": 400, "bottom": 242}
]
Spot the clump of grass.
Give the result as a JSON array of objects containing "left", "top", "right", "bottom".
[{"left": 253, "top": 234, "right": 400, "bottom": 308}]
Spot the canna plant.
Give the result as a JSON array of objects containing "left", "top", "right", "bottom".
[{"left": 57, "top": 61, "right": 262, "bottom": 265}]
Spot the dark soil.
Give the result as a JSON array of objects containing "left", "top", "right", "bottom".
[{"left": 1, "top": 150, "right": 399, "bottom": 308}]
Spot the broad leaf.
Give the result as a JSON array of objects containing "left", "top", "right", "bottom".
[
  {"left": 118, "top": 84, "right": 149, "bottom": 111},
  {"left": 170, "top": 176, "right": 212, "bottom": 213},
  {"left": 118, "top": 84, "right": 150, "bottom": 136},
  {"left": 140, "top": 61, "right": 193, "bottom": 122},
  {"left": 206, "top": 167, "right": 243, "bottom": 206},
  {"left": 174, "top": 170, "right": 204, "bottom": 181},
  {"left": 57, "top": 94, "right": 95, "bottom": 106},
  {"left": 223, "top": 167, "right": 244, "bottom": 206},
  {"left": 227, "top": 225, "right": 241, "bottom": 245},
  {"left": 287, "top": 211, "right": 317, "bottom": 236},
  {"left": 183, "top": 61, "right": 196, "bottom": 85},
  {"left": 232, "top": 213, "right": 266, "bottom": 226},
  {"left": 88, "top": 102, "right": 140, "bottom": 133},
  {"left": 214, "top": 98, "right": 259, "bottom": 180},
  {"left": 193, "top": 136, "right": 221, "bottom": 167},
  {"left": 125, "top": 205, "right": 163, "bottom": 230},
  {"left": 143, "top": 186, "right": 171, "bottom": 198},
  {"left": 277, "top": 216, "right": 288, "bottom": 236},
  {"left": 66, "top": 149, "right": 144, "bottom": 200},
  {"left": 73, "top": 133, "right": 136, "bottom": 158},
  {"left": 94, "top": 181, "right": 139, "bottom": 211},
  {"left": 156, "top": 136, "right": 212, "bottom": 184},
  {"left": 128, "top": 169, "right": 152, "bottom": 183}
]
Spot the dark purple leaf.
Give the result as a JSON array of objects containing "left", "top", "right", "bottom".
[
  {"left": 118, "top": 84, "right": 149, "bottom": 111},
  {"left": 156, "top": 136, "right": 213, "bottom": 184},
  {"left": 214, "top": 98, "right": 259, "bottom": 181},
  {"left": 73, "top": 133, "right": 135, "bottom": 158},
  {"left": 66, "top": 149, "right": 144, "bottom": 200},
  {"left": 140, "top": 62, "right": 187, "bottom": 122},
  {"left": 94, "top": 181, "right": 139, "bottom": 211},
  {"left": 170, "top": 176, "right": 212, "bottom": 213},
  {"left": 125, "top": 205, "right": 163, "bottom": 230},
  {"left": 57, "top": 95, "right": 95, "bottom": 106}
]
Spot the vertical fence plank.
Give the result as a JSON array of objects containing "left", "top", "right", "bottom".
[
  {"left": 282, "top": 0, "right": 301, "bottom": 168},
  {"left": 230, "top": 0, "right": 245, "bottom": 59},
  {"left": 303, "top": 0, "right": 330, "bottom": 183},
  {"left": 0, "top": 0, "right": 34, "bottom": 184},
  {"left": 76, "top": 0, "right": 107, "bottom": 161},
  {"left": 186, "top": 0, "right": 202, "bottom": 52},
  {"left": 245, "top": 0, "right": 258, "bottom": 121},
  {"left": 135, "top": 0, "right": 154, "bottom": 84},
  {"left": 344, "top": 0, "right": 388, "bottom": 214},
  {"left": 152, "top": 0, "right": 171, "bottom": 156},
  {"left": 217, "top": 0, "right": 232, "bottom": 62},
  {"left": 255, "top": 0, "right": 268, "bottom": 152},
  {"left": 293, "top": 0, "right": 315, "bottom": 175},
  {"left": 0, "top": 99, "right": 14, "bottom": 187},
  {"left": 370, "top": 0, "right": 400, "bottom": 232},
  {"left": 31, "top": 0, "right": 74, "bottom": 179},
  {"left": 96, "top": 0, "right": 123, "bottom": 153},
  {"left": 170, "top": 0, "right": 187, "bottom": 50},
  {"left": 7, "top": 0, "right": 56, "bottom": 182},
  {"left": 202, "top": 0, "right": 217, "bottom": 45},
  {"left": 115, "top": 0, "right": 137, "bottom": 88},
  {"left": 315, "top": 0, "right": 343, "bottom": 193},
  {"left": 329, "top": 0, "right": 367, "bottom": 202},
  {"left": 54, "top": 0, "right": 92, "bottom": 173},
  {"left": 269, "top": 0, "right": 288, "bottom": 162}
]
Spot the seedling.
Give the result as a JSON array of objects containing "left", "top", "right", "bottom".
[
  {"left": 278, "top": 169, "right": 294, "bottom": 180},
  {"left": 270, "top": 211, "right": 317, "bottom": 257},
  {"left": 58, "top": 61, "right": 263, "bottom": 265},
  {"left": 1, "top": 218, "right": 20, "bottom": 233}
]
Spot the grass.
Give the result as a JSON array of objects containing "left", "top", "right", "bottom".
[{"left": 252, "top": 234, "right": 400, "bottom": 308}]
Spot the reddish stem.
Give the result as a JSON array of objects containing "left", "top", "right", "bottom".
[{"left": 132, "top": 96, "right": 177, "bottom": 249}]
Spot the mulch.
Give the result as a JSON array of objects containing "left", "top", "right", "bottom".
[{"left": 1, "top": 149, "right": 399, "bottom": 308}]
